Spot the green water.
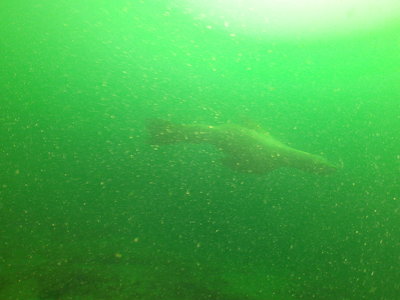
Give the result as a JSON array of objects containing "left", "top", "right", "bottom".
[{"left": 1, "top": 1, "right": 400, "bottom": 299}]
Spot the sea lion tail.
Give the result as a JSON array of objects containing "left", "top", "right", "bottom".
[
  {"left": 146, "top": 119, "right": 216, "bottom": 145},
  {"left": 146, "top": 119, "right": 183, "bottom": 145}
]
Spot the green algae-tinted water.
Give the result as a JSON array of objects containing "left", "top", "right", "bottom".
[{"left": 1, "top": 1, "right": 400, "bottom": 299}]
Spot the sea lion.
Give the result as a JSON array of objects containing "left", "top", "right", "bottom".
[{"left": 147, "top": 119, "right": 338, "bottom": 175}]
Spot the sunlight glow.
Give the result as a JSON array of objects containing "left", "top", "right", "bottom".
[{"left": 180, "top": 0, "right": 400, "bottom": 38}]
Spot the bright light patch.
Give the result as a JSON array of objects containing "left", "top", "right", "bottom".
[{"left": 180, "top": 0, "right": 400, "bottom": 38}]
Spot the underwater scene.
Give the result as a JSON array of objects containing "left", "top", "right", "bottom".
[{"left": 1, "top": 0, "right": 400, "bottom": 299}]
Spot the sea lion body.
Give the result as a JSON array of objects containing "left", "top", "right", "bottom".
[{"left": 148, "top": 120, "right": 337, "bottom": 175}]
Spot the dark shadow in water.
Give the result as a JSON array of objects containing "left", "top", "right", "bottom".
[{"left": 3, "top": 251, "right": 262, "bottom": 300}]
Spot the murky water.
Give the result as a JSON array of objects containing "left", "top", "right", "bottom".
[{"left": 1, "top": 1, "right": 399, "bottom": 299}]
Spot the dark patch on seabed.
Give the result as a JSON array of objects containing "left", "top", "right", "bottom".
[{"left": 0, "top": 250, "right": 297, "bottom": 299}]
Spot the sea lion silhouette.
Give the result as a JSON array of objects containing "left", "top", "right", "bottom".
[{"left": 147, "top": 119, "right": 338, "bottom": 175}]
